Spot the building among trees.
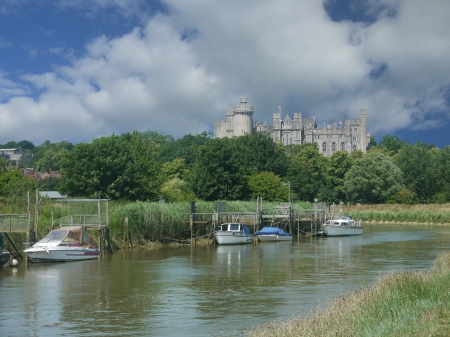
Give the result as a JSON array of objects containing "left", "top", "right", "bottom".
[{"left": 213, "top": 97, "right": 371, "bottom": 157}]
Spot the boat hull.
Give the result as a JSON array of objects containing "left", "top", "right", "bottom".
[
  {"left": 24, "top": 247, "right": 100, "bottom": 262},
  {"left": 322, "top": 225, "right": 363, "bottom": 237},
  {"left": 215, "top": 232, "right": 253, "bottom": 245},
  {"left": 256, "top": 234, "right": 293, "bottom": 242}
]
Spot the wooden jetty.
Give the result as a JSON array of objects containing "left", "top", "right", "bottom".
[
  {"left": 186, "top": 198, "right": 343, "bottom": 242},
  {"left": 0, "top": 192, "right": 113, "bottom": 263}
]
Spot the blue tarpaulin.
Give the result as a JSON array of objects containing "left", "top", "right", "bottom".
[{"left": 255, "top": 227, "right": 287, "bottom": 235}]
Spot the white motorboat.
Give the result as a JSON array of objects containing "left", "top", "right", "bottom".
[
  {"left": 255, "top": 227, "right": 293, "bottom": 242},
  {"left": 24, "top": 226, "right": 100, "bottom": 262},
  {"left": 214, "top": 223, "right": 253, "bottom": 245},
  {"left": 321, "top": 216, "right": 363, "bottom": 237}
]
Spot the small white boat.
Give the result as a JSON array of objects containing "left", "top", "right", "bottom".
[
  {"left": 214, "top": 223, "right": 253, "bottom": 245},
  {"left": 321, "top": 216, "right": 363, "bottom": 237},
  {"left": 24, "top": 226, "right": 100, "bottom": 262},
  {"left": 255, "top": 227, "right": 293, "bottom": 242}
]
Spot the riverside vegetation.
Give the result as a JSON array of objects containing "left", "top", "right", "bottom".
[
  {"left": 2, "top": 200, "right": 450, "bottom": 249},
  {"left": 245, "top": 251, "right": 450, "bottom": 337}
]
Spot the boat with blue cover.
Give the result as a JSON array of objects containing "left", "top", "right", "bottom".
[{"left": 255, "top": 227, "right": 293, "bottom": 242}]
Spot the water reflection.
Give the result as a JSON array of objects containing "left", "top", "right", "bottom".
[{"left": 1, "top": 223, "right": 450, "bottom": 336}]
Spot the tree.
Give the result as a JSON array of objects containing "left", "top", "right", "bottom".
[
  {"left": 188, "top": 137, "right": 248, "bottom": 200},
  {"left": 17, "top": 140, "right": 35, "bottom": 151},
  {"left": 386, "top": 189, "right": 419, "bottom": 204},
  {"left": 344, "top": 152, "right": 404, "bottom": 203},
  {"left": 0, "top": 170, "right": 36, "bottom": 201},
  {"left": 60, "top": 132, "right": 160, "bottom": 200},
  {"left": 37, "top": 177, "right": 63, "bottom": 191},
  {"left": 376, "top": 135, "right": 408, "bottom": 156},
  {"left": 393, "top": 143, "right": 438, "bottom": 203},
  {"left": 247, "top": 171, "right": 289, "bottom": 202},
  {"left": 287, "top": 144, "right": 327, "bottom": 202},
  {"left": 160, "top": 178, "right": 196, "bottom": 202},
  {"left": 319, "top": 151, "right": 355, "bottom": 203},
  {"left": 157, "top": 132, "right": 213, "bottom": 166},
  {"left": 234, "top": 133, "right": 289, "bottom": 177},
  {"left": 33, "top": 141, "right": 74, "bottom": 172}
]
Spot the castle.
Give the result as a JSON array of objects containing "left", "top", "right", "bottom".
[{"left": 213, "top": 98, "right": 370, "bottom": 157}]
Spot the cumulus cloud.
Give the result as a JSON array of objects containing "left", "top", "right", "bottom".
[{"left": 0, "top": 0, "right": 448, "bottom": 145}]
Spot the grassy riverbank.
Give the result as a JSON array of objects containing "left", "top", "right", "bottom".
[
  {"left": 343, "top": 203, "right": 450, "bottom": 224},
  {"left": 246, "top": 251, "right": 450, "bottom": 337}
]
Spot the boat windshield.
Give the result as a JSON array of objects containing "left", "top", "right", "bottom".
[
  {"left": 229, "top": 224, "right": 240, "bottom": 231},
  {"left": 44, "top": 230, "right": 67, "bottom": 239}
]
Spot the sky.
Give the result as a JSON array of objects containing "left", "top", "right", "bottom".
[{"left": 0, "top": 0, "right": 449, "bottom": 148}]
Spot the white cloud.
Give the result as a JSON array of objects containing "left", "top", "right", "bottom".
[{"left": 0, "top": 0, "right": 449, "bottom": 145}]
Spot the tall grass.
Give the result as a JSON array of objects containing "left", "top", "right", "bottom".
[
  {"left": 245, "top": 251, "right": 450, "bottom": 337},
  {"left": 345, "top": 204, "right": 450, "bottom": 224},
  {"left": 110, "top": 200, "right": 313, "bottom": 245}
]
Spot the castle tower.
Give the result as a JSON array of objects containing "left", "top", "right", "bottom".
[
  {"left": 213, "top": 98, "right": 253, "bottom": 138},
  {"left": 232, "top": 97, "right": 253, "bottom": 136}
]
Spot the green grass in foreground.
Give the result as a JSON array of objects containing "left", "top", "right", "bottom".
[{"left": 246, "top": 252, "right": 450, "bottom": 337}]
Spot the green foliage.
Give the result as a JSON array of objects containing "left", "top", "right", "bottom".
[
  {"left": 393, "top": 143, "right": 439, "bottom": 203},
  {"left": 0, "top": 157, "right": 7, "bottom": 173},
  {"left": 287, "top": 144, "right": 327, "bottom": 202},
  {"left": 0, "top": 170, "right": 36, "bottom": 201},
  {"left": 140, "top": 129, "right": 174, "bottom": 145},
  {"left": 344, "top": 152, "right": 404, "bottom": 203},
  {"left": 376, "top": 135, "right": 409, "bottom": 156},
  {"left": 247, "top": 171, "right": 289, "bottom": 202},
  {"left": 188, "top": 133, "right": 288, "bottom": 201},
  {"left": 0, "top": 140, "right": 18, "bottom": 149},
  {"left": 234, "top": 133, "right": 289, "bottom": 177},
  {"left": 430, "top": 193, "right": 447, "bottom": 204},
  {"left": 32, "top": 141, "right": 73, "bottom": 172},
  {"left": 59, "top": 131, "right": 160, "bottom": 201},
  {"left": 188, "top": 137, "right": 248, "bottom": 200},
  {"left": 17, "top": 140, "right": 35, "bottom": 150},
  {"left": 386, "top": 188, "right": 419, "bottom": 205},
  {"left": 37, "top": 177, "right": 63, "bottom": 191},
  {"left": 160, "top": 158, "right": 188, "bottom": 181},
  {"left": 157, "top": 132, "right": 212, "bottom": 166},
  {"left": 319, "top": 151, "right": 354, "bottom": 203},
  {"left": 160, "top": 178, "right": 196, "bottom": 202}
]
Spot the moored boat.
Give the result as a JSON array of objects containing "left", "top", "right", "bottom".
[
  {"left": 255, "top": 227, "right": 293, "bottom": 242},
  {"left": 321, "top": 216, "right": 363, "bottom": 237},
  {"left": 24, "top": 226, "right": 100, "bottom": 262},
  {"left": 214, "top": 223, "right": 253, "bottom": 245}
]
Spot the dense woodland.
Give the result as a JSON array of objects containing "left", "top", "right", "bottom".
[{"left": 0, "top": 131, "right": 449, "bottom": 205}]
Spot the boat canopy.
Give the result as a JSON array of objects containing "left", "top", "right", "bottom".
[
  {"left": 41, "top": 226, "right": 99, "bottom": 249},
  {"left": 255, "top": 227, "right": 287, "bottom": 235}
]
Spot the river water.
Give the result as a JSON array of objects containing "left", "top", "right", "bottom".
[{"left": 1, "top": 223, "right": 450, "bottom": 337}]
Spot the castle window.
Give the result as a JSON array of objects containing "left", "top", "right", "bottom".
[
  {"left": 323, "top": 143, "right": 327, "bottom": 152},
  {"left": 353, "top": 136, "right": 357, "bottom": 142},
  {"left": 354, "top": 128, "right": 358, "bottom": 133},
  {"left": 341, "top": 142, "right": 345, "bottom": 151},
  {"left": 353, "top": 145, "right": 357, "bottom": 151},
  {"left": 332, "top": 142, "right": 336, "bottom": 152}
]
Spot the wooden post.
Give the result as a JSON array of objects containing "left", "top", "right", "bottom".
[
  {"left": 34, "top": 189, "right": 38, "bottom": 241},
  {"left": 124, "top": 217, "right": 129, "bottom": 248}
]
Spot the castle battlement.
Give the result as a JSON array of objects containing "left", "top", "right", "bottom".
[{"left": 213, "top": 98, "right": 370, "bottom": 156}]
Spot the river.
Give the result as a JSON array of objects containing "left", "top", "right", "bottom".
[{"left": 1, "top": 223, "right": 450, "bottom": 336}]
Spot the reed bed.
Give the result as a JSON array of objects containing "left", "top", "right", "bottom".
[
  {"left": 245, "top": 251, "right": 450, "bottom": 337},
  {"left": 110, "top": 200, "right": 312, "bottom": 245},
  {"left": 343, "top": 203, "right": 450, "bottom": 224}
]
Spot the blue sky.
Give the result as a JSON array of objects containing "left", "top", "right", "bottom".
[{"left": 0, "top": 0, "right": 449, "bottom": 148}]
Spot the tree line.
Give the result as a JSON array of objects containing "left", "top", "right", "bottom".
[{"left": 0, "top": 132, "right": 449, "bottom": 204}]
